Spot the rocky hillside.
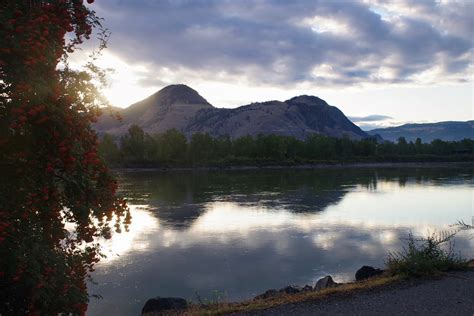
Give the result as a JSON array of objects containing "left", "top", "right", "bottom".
[
  {"left": 95, "top": 84, "right": 368, "bottom": 140},
  {"left": 95, "top": 84, "right": 213, "bottom": 135},
  {"left": 368, "top": 121, "right": 474, "bottom": 142}
]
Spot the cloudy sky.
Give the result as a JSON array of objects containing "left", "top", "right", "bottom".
[{"left": 80, "top": 0, "right": 472, "bottom": 130}]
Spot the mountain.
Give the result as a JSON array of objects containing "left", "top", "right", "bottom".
[
  {"left": 95, "top": 84, "right": 368, "bottom": 140},
  {"left": 367, "top": 121, "right": 474, "bottom": 142},
  {"left": 95, "top": 84, "right": 213, "bottom": 135}
]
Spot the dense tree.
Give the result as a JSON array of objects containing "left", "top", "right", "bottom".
[
  {"left": 100, "top": 125, "right": 474, "bottom": 167},
  {"left": 305, "top": 135, "right": 336, "bottom": 160},
  {"left": 213, "top": 135, "right": 232, "bottom": 160},
  {"left": 120, "top": 124, "right": 147, "bottom": 164},
  {"left": 98, "top": 133, "right": 121, "bottom": 165},
  {"left": 158, "top": 129, "right": 187, "bottom": 162},
  {"left": 232, "top": 135, "right": 256, "bottom": 158},
  {"left": 0, "top": 1, "right": 129, "bottom": 314},
  {"left": 188, "top": 132, "right": 215, "bottom": 163}
]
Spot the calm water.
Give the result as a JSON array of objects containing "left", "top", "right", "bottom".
[{"left": 88, "top": 167, "right": 474, "bottom": 315}]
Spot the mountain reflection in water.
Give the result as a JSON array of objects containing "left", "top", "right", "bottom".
[{"left": 88, "top": 167, "right": 474, "bottom": 316}]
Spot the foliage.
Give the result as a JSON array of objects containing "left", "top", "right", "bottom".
[
  {"left": 98, "top": 133, "right": 121, "bottom": 166},
  {"left": 157, "top": 128, "right": 187, "bottom": 162},
  {"left": 120, "top": 124, "right": 147, "bottom": 164},
  {"left": 386, "top": 231, "right": 467, "bottom": 278},
  {"left": 0, "top": 0, "right": 129, "bottom": 314},
  {"left": 98, "top": 126, "right": 474, "bottom": 167}
]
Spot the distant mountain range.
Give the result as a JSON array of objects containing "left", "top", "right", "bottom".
[
  {"left": 94, "top": 84, "right": 473, "bottom": 142},
  {"left": 367, "top": 121, "right": 474, "bottom": 142},
  {"left": 95, "top": 84, "right": 368, "bottom": 140}
]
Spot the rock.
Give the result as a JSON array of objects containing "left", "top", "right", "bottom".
[
  {"left": 279, "top": 285, "right": 302, "bottom": 294},
  {"left": 302, "top": 285, "right": 313, "bottom": 292},
  {"left": 141, "top": 297, "right": 187, "bottom": 315},
  {"left": 467, "top": 259, "right": 474, "bottom": 269},
  {"left": 314, "top": 275, "right": 338, "bottom": 291},
  {"left": 254, "top": 285, "right": 306, "bottom": 300},
  {"left": 253, "top": 289, "right": 279, "bottom": 300},
  {"left": 355, "top": 266, "right": 384, "bottom": 281}
]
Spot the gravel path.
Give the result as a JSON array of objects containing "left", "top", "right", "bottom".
[{"left": 236, "top": 271, "right": 474, "bottom": 316}]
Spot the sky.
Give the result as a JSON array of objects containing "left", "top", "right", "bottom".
[{"left": 76, "top": 0, "right": 473, "bottom": 130}]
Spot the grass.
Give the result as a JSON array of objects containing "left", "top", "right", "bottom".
[
  {"left": 386, "top": 230, "right": 469, "bottom": 278},
  {"left": 180, "top": 275, "right": 400, "bottom": 315}
]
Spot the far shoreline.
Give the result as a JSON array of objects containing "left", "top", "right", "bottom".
[{"left": 111, "top": 160, "right": 473, "bottom": 173}]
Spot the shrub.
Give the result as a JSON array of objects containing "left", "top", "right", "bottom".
[{"left": 386, "top": 231, "right": 468, "bottom": 278}]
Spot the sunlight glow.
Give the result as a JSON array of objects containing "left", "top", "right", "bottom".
[
  {"left": 95, "top": 53, "right": 159, "bottom": 107},
  {"left": 98, "top": 205, "right": 159, "bottom": 265}
]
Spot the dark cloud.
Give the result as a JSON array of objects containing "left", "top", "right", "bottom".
[
  {"left": 349, "top": 115, "right": 393, "bottom": 122},
  {"left": 93, "top": 0, "right": 473, "bottom": 87}
]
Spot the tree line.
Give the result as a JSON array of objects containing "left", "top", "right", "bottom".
[{"left": 99, "top": 125, "right": 474, "bottom": 166}]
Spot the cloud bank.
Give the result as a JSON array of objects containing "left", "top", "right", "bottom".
[{"left": 93, "top": 0, "right": 473, "bottom": 90}]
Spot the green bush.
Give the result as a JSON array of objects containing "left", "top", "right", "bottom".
[{"left": 386, "top": 231, "right": 468, "bottom": 277}]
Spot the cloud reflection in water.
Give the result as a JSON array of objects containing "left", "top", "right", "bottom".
[{"left": 88, "top": 168, "right": 473, "bottom": 316}]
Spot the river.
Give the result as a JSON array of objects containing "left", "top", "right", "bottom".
[{"left": 87, "top": 166, "right": 474, "bottom": 315}]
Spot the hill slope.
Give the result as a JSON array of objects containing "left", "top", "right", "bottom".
[
  {"left": 95, "top": 84, "right": 368, "bottom": 140},
  {"left": 367, "top": 121, "right": 474, "bottom": 142},
  {"left": 95, "top": 84, "right": 213, "bottom": 135}
]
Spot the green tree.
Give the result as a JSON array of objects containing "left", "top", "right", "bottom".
[
  {"left": 430, "top": 139, "right": 449, "bottom": 155},
  {"left": 188, "top": 133, "right": 214, "bottom": 163},
  {"left": 214, "top": 135, "right": 232, "bottom": 160},
  {"left": 397, "top": 137, "right": 409, "bottom": 155},
  {"left": 414, "top": 138, "right": 423, "bottom": 155},
  {"left": 336, "top": 136, "right": 354, "bottom": 157},
  {"left": 232, "top": 135, "right": 256, "bottom": 158},
  {"left": 120, "top": 124, "right": 146, "bottom": 164},
  {"left": 99, "top": 133, "right": 121, "bottom": 165},
  {"left": 158, "top": 129, "right": 187, "bottom": 162},
  {"left": 353, "top": 138, "right": 376, "bottom": 156},
  {"left": 305, "top": 135, "right": 336, "bottom": 160}
]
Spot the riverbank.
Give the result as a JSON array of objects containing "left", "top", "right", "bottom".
[
  {"left": 140, "top": 227, "right": 473, "bottom": 315},
  {"left": 141, "top": 267, "right": 474, "bottom": 315},
  {"left": 114, "top": 160, "right": 473, "bottom": 173},
  {"left": 234, "top": 270, "right": 474, "bottom": 316}
]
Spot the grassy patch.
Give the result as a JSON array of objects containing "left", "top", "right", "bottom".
[
  {"left": 386, "top": 231, "right": 469, "bottom": 278},
  {"left": 181, "top": 275, "right": 400, "bottom": 315}
]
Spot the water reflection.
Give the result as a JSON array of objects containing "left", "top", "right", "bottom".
[
  {"left": 88, "top": 167, "right": 473, "bottom": 316},
  {"left": 99, "top": 205, "right": 159, "bottom": 264}
]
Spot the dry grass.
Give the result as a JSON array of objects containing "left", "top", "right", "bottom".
[
  {"left": 179, "top": 274, "right": 400, "bottom": 316},
  {"left": 146, "top": 262, "right": 474, "bottom": 316}
]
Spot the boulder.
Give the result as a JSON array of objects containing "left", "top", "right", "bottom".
[
  {"left": 142, "top": 297, "right": 187, "bottom": 315},
  {"left": 302, "top": 285, "right": 313, "bottom": 292},
  {"left": 355, "top": 266, "right": 384, "bottom": 281},
  {"left": 279, "top": 285, "right": 302, "bottom": 294},
  {"left": 254, "top": 284, "right": 308, "bottom": 300},
  {"left": 314, "top": 275, "right": 338, "bottom": 292},
  {"left": 253, "top": 289, "right": 278, "bottom": 300}
]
